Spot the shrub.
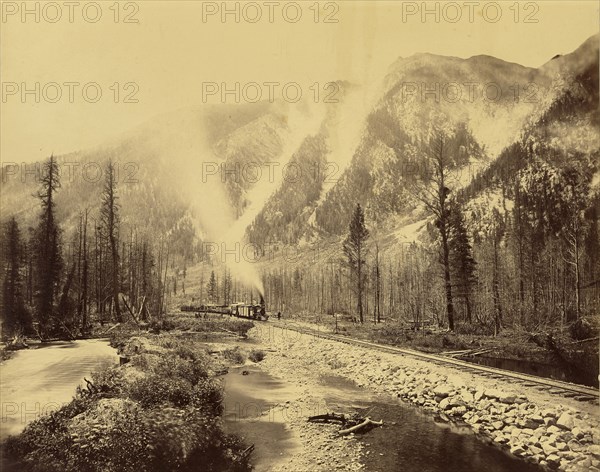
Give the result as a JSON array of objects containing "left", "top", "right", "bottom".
[
  {"left": 127, "top": 374, "right": 194, "bottom": 408},
  {"left": 6, "top": 332, "right": 251, "bottom": 472},
  {"left": 569, "top": 317, "right": 596, "bottom": 341},
  {"left": 248, "top": 349, "right": 265, "bottom": 363},
  {"left": 191, "top": 378, "right": 224, "bottom": 416},
  {"left": 87, "top": 366, "right": 128, "bottom": 397},
  {"left": 223, "top": 347, "right": 245, "bottom": 364}
]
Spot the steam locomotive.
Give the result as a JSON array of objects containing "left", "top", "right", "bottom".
[{"left": 180, "top": 295, "right": 268, "bottom": 321}]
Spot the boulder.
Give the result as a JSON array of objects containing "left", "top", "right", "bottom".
[
  {"left": 439, "top": 398, "right": 451, "bottom": 411},
  {"left": 529, "top": 445, "right": 543, "bottom": 456},
  {"left": 461, "top": 391, "right": 474, "bottom": 403},
  {"left": 492, "top": 421, "right": 504, "bottom": 430},
  {"left": 451, "top": 406, "right": 467, "bottom": 416},
  {"left": 546, "top": 454, "right": 561, "bottom": 469},
  {"left": 555, "top": 441, "right": 568, "bottom": 451},
  {"left": 542, "top": 442, "right": 559, "bottom": 455},
  {"left": 589, "top": 445, "right": 600, "bottom": 459},
  {"left": 510, "top": 445, "right": 526, "bottom": 456},
  {"left": 541, "top": 409, "right": 558, "bottom": 418},
  {"left": 433, "top": 384, "right": 454, "bottom": 398},
  {"left": 568, "top": 439, "right": 583, "bottom": 453},
  {"left": 544, "top": 417, "right": 557, "bottom": 427},
  {"left": 571, "top": 427, "right": 584, "bottom": 439},
  {"left": 557, "top": 412, "right": 575, "bottom": 431},
  {"left": 530, "top": 414, "right": 544, "bottom": 424}
]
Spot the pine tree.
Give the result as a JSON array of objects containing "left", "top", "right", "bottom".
[
  {"left": 343, "top": 203, "right": 369, "bottom": 323},
  {"left": 207, "top": 270, "right": 218, "bottom": 303},
  {"left": 100, "top": 160, "right": 122, "bottom": 322},
  {"left": 33, "top": 155, "right": 63, "bottom": 337},
  {"left": 1, "top": 217, "right": 31, "bottom": 335},
  {"left": 449, "top": 201, "right": 477, "bottom": 323},
  {"left": 223, "top": 268, "right": 232, "bottom": 305}
]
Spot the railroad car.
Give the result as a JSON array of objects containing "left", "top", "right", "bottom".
[{"left": 180, "top": 296, "right": 268, "bottom": 321}]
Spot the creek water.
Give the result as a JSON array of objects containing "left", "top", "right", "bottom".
[
  {"left": 460, "top": 355, "right": 599, "bottom": 388},
  {"left": 317, "top": 374, "right": 543, "bottom": 472},
  {"left": 0, "top": 339, "right": 118, "bottom": 440},
  {"left": 0, "top": 337, "right": 545, "bottom": 472},
  {"left": 221, "top": 364, "right": 302, "bottom": 471},
  {"left": 221, "top": 362, "right": 543, "bottom": 472}
]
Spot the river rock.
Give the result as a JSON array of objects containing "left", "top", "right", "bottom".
[
  {"left": 542, "top": 442, "right": 559, "bottom": 455},
  {"left": 546, "top": 454, "right": 561, "bottom": 469},
  {"left": 557, "top": 412, "right": 575, "bottom": 430},
  {"left": 510, "top": 445, "right": 526, "bottom": 456},
  {"left": 514, "top": 396, "right": 528, "bottom": 404},
  {"left": 542, "top": 409, "right": 558, "bottom": 418},
  {"left": 545, "top": 417, "right": 557, "bottom": 426},
  {"left": 555, "top": 441, "right": 568, "bottom": 451},
  {"left": 484, "top": 388, "right": 517, "bottom": 403},
  {"left": 529, "top": 445, "right": 543, "bottom": 456},
  {"left": 491, "top": 421, "right": 504, "bottom": 430},
  {"left": 451, "top": 406, "right": 467, "bottom": 416},
  {"left": 571, "top": 426, "right": 584, "bottom": 439},
  {"left": 568, "top": 439, "right": 584, "bottom": 452},
  {"left": 589, "top": 445, "right": 600, "bottom": 459},
  {"left": 530, "top": 414, "right": 544, "bottom": 424},
  {"left": 433, "top": 384, "right": 453, "bottom": 398},
  {"left": 518, "top": 418, "right": 541, "bottom": 430},
  {"left": 439, "top": 398, "right": 452, "bottom": 410}
]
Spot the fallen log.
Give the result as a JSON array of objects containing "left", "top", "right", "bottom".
[
  {"left": 440, "top": 349, "right": 472, "bottom": 356},
  {"left": 105, "top": 323, "right": 121, "bottom": 333},
  {"left": 442, "top": 348, "right": 493, "bottom": 358},
  {"left": 122, "top": 296, "right": 141, "bottom": 328},
  {"left": 570, "top": 336, "right": 599, "bottom": 345},
  {"left": 241, "top": 444, "right": 255, "bottom": 460},
  {"left": 465, "top": 348, "right": 493, "bottom": 357},
  {"left": 218, "top": 327, "right": 247, "bottom": 338},
  {"left": 308, "top": 413, "right": 347, "bottom": 424},
  {"left": 338, "top": 417, "right": 383, "bottom": 436}
]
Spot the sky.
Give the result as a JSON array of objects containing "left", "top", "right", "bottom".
[{"left": 1, "top": 0, "right": 599, "bottom": 163}]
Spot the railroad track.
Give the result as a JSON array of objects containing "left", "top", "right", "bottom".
[{"left": 269, "top": 321, "right": 599, "bottom": 404}]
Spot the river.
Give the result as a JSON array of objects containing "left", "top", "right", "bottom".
[
  {"left": 222, "top": 360, "right": 543, "bottom": 472},
  {"left": 0, "top": 339, "right": 118, "bottom": 441}
]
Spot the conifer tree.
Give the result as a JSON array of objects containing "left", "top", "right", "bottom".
[
  {"left": 1, "top": 217, "right": 31, "bottom": 335},
  {"left": 343, "top": 203, "right": 369, "bottom": 323},
  {"left": 33, "top": 155, "right": 63, "bottom": 337},
  {"left": 100, "top": 160, "right": 122, "bottom": 322},
  {"left": 449, "top": 201, "right": 477, "bottom": 323}
]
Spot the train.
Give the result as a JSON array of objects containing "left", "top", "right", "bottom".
[{"left": 180, "top": 295, "right": 269, "bottom": 321}]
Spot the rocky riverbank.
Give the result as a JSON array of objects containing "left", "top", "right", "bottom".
[{"left": 250, "top": 323, "right": 600, "bottom": 472}]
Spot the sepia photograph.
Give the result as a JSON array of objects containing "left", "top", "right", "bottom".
[{"left": 0, "top": 1, "right": 599, "bottom": 471}]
